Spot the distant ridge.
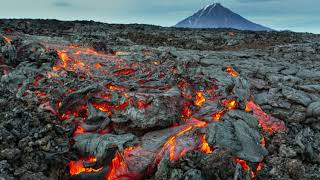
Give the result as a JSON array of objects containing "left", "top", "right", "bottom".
[{"left": 175, "top": 3, "right": 273, "bottom": 31}]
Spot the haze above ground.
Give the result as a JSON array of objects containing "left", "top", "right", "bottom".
[{"left": 0, "top": 0, "right": 319, "bottom": 34}]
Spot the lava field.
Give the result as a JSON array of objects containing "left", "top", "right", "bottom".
[{"left": 0, "top": 19, "right": 320, "bottom": 180}]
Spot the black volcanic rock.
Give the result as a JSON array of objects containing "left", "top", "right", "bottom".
[{"left": 175, "top": 3, "right": 273, "bottom": 31}]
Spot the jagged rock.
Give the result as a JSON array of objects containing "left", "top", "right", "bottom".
[
  {"left": 282, "top": 86, "right": 312, "bottom": 106},
  {"left": 200, "top": 149, "right": 235, "bottom": 180},
  {"left": 59, "top": 84, "right": 100, "bottom": 115},
  {"left": 299, "top": 85, "right": 320, "bottom": 93},
  {"left": 73, "top": 133, "right": 136, "bottom": 161},
  {"left": 232, "top": 78, "right": 250, "bottom": 106},
  {"left": 307, "top": 101, "right": 320, "bottom": 118},
  {"left": 279, "top": 144, "right": 296, "bottom": 158},
  {"left": 82, "top": 103, "right": 111, "bottom": 132},
  {"left": 183, "top": 169, "right": 203, "bottom": 180},
  {"left": 0, "top": 148, "right": 21, "bottom": 160},
  {"left": 112, "top": 87, "right": 181, "bottom": 129},
  {"left": 204, "top": 118, "right": 267, "bottom": 162},
  {"left": 1, "top": 43, "right": 17, "bottom": 65},
  {"left": 297, "top": 70, "right": 320, "bottom": 80},
  {"left": 286, "top": 159, "right": 305, "bottom": 180}
]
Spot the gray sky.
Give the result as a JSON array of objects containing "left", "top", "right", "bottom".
[{"left": 0, "top": 0, "right": 319, "bottom": 33}]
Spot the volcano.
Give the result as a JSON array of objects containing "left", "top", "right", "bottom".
[{"left": 175, "top": 3, "right": 273, "bottom": 31}]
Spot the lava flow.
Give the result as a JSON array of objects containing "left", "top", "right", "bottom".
[
  {"left": 245, "top": 100, "right": 287, "bottom": 134},
  {"left": 69, "top": 156, "right": 103, "bottom": 176},
  {"left": 14, "top": 42, "right": 287, "bottom": 180}
]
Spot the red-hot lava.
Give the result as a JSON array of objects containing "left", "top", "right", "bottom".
[
  {"left": 226, "top": 66, "right": 239, "bottom": 77},
  {"left": 194, "top": 91, "right": 206, "bottom": 107},
  {"left": 2, "top": 35, "right": 12, "bottom": 44},
  {"left": 212, "top": 99, "right": 237, "bottom": 121},
  {"left": 69, "top": 156, "right": 103, "bottom": 176},
  {"left": 18, "top": 42, "right": 285, "bottom": 179},
  {"left": 235, "top": 158, "right": 264, "bottom": 178},
  {"left": 199, "top": 135, "right": 213, "bottom": 154},
  {"left": 245, "top": 100, "right": 287, "bottom": 134}
]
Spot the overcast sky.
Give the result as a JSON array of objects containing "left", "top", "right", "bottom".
[{"left": 0, "top": 0, "right": 319, "bottom": 33}]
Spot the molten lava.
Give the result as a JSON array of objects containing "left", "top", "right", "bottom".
[
  {"left": 106, "top": 147, "right": 140, "bottom": 180},
  {"left": 94, "top": 63, "right": 102, "bottom": 69},
  {"left": 73, "top": 125, "right": 86, "bottom": 137},
  {"left": 211, "top": 99, "right": 237, "bottom": 121},
  {"left": 212, "top": 110, "right": 225, "bottom": 121},
  {"left": 92, "top": 102, "right": 112, "bottom": 115},
  {"left": 199, "top": 135, "right": 213, "bottom": 154},
  {"left": 223, "top": 99, "right": 237, "bottom": 110},
  {"left": 113, "top": 68, "right": 136, "bottom": 76},
  {"left": 194, "top": 91, "right": 206, "bottom": 107},
  {"left": 158, "top": 125, "right": 193, "bottom": 161},
  {"left": 55, "top": 50, "right": 86, "bottom": 71},
  {"left": 69, "top": 156, "right": 103, "bottom": 176},
  {"left": 181, "top": 102, "right": 192, "bottom": 121},
  {"left": 106, "top": 152, "right": 129, "bottom": 180},
  {"left": 2, "top": 35, "right": 12, "bottom": 44},
  {"left": 245, "top": 101, "right": 286, "bottom": 134},
  {"left": 16, "top": 41, "right": 284, "bottom": 179},
  {"left": 235, "top": 158, "right": 251, "bottom": 171},
  {"left": 226, "top": 66, "right": 239, "bottom": 77}
]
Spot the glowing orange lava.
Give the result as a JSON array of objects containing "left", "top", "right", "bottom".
[
  {"left": 181, "top": 102, "right": 192, "bottom": 121},
  {"left": 194, "top": 91, "right": 206, "bottom": 107},
  {"left": 29, "top": 43, "right": 275, "bottom": 179},
  {"left": 106, "top": 152, "right": 129, "bottom": 180},
  {"left": 73, "top": 125, "right": 86, "bottom": 137},
  {"left": 94, "top": 63, "right": 102, "bottom": 69},
  {"left": 199, "top": 135, "right": 213, "bottom": 154},
  {"left": 226, "top": 99, "right": 237, "bottom": 110},
  {"left": 69, "top": 156, "right": 102, "bottom": 176},
  {"left": 156, "top": 125, "right": 193, "bottom": 161},
  {"left": 211, "top": 99, "right": 237, "bottom": 122},
  {"left": 92, "top": 102, "right": 112, "bottom": 115},
  {"left": 137, "top": 99, "right": 149, "bottom": 109},
  {"left": 115, "top": 51, "right": 127, "bottom": 55},
  {"left": 245, "top": 101, "right": 286, "bottom": 134},
  {"left": 235, "top": 158, "right": 251, "bottom": 171},
  {"left": 235, "top": 158, "right": 264, "bottom": 178},
  {"left": 226, "top": 66, "right": 239, "bottom": 77},
  {"left": 55, "top": 50, "right": 85, "bottom": 71},
  {"left": 113, "top": 69, "right": 136, "bottom": 76},
  {"left": 2, "top": 36, "right": 12, "bottom": 44}
]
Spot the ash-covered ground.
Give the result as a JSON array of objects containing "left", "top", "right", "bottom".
[{"left": 0, "top": 19, "right": 320, "bottom": 180}]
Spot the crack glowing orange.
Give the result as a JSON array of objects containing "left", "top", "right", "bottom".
[
  {"left": 226, "top": 66, "right": 239, "bottom": 77},
  {"left": 199, "top": 135, "right": 213, "bottom": 154},
  {"left": 92, "top": 102, "right": 112, "bottom": 115},
  {"left": 194, "top": 91, "right": 206, "bottom": 107},
  {"left": 245, "top": 100, "right": 287, "bottom": 134},
  {"left": 94, "top": 63, "right": 102, "bottom": 69},
  {"left": 69, "top": 156, "right": 102, "bottom": 176},
  {"left": 2, "top": 36, "right": 12, "bottom": 44},
  {"left": 223, "top": 99, "right": 237, "bottom": 110},
  {"left": 235, "top": 158, "right": 251, "bottom": 171},
  {"left": 156, "top": 125, "right": 193, "bottom": 161},
  {"left": 211, "top": 110, "right": 224, "bottom": 121},
  {"left": 73, "top": 125, "right": 86, "bottom": 137},
  {"left": 181, "top": 102, "right": 192, "bottom": 121}
]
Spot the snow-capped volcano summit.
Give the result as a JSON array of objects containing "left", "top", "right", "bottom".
[{"left": 175, "top": 3, "right": 273, "bottom": 31}]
